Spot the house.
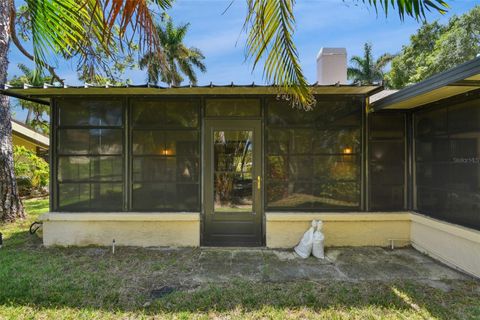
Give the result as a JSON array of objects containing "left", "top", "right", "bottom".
[
  {"left": 1, "top": 49, "right": 479, "bottom": 278},
  {"left": 11, "top": 119, "right": 49, "bottom": 161}
]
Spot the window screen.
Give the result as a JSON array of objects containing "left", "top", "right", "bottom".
[
  {"left": 56, "top": 99, "right": 124, "bottom": 211},
  {"left": 415, "top": 98, "right": 480, "bottom": 230},
  {"left": 368, "top": 113, "right": 406, "bottom": 210},
  {"left": 266, "top": 97, "right": 362, "bottom": 210},
  {"left": 205, "top": 99, "right": 261, "bottom": 117},
  {"left": 131, "top": 99, "right": 200, "bottom": 211}
]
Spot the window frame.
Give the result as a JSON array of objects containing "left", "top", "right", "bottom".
[
  {"left": 128, "top": 97, "right": 201, "bottom": 212},
  {"left": 54, "top": 97, "right": 126, "bottom": 212},
  {"left": 368, "top": 112, "right": 407, "bottom": 211},
  {"left": 265, "top": 96, "right": 364, "bottom": 211},
  {"left": 413, "top": 94, "right": 480, "bottom": 230}
]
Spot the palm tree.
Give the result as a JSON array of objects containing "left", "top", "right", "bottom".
[
  {"left": 347, "top": 43, "right": 395, "bottom": 85},
  {"left": 139, "top": 19, "right": 206, "bottom": 86},
  {"left": 0, "top": 0, "right": 172, "bottom": 222},
  {"left": 9, "top": 64, "right": 53, "bottom": 133}
]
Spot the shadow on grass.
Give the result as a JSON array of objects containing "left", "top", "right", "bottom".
[{"left": 0, "top": 234, "right": 479, "bottom": 319}]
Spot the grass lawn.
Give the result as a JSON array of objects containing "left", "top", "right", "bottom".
[{"left": 1, "top": 198, "right": 480, "bottom": 319}]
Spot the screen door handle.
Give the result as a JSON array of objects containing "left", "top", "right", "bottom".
[{"left": 257, "top": 175, "right": 261, "bottom": 190}]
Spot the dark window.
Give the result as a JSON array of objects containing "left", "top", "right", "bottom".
[
  {"left": 59, "top": 100, "right": 122, "bottom": 127},
  {"left": 58, "top": 129, "right": 122, "bottom": 155},
  {"left": 414, "top": 98, "right": 480, "bottom": 230},
  {"left": 265, "top": 97, "right": 362, "bottom": 210},
  {"left": 368, "top": 113, "right": 405, "bottom": 210},
  {"left": 131, "top": 99, "right": 200, "bottom": 211},
  {"left": 56, "top": 99, "right": 124, "bottom": 211},
  {"left": 205, "top": 99, "right": 261, "bottom": 117},
  {"left": 132, "top": 99, "right": 198, "bottom": 127}
]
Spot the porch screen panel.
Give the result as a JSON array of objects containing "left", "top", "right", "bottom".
[
  {"left": 415, "top": 97, "right": 480, "bottom": 230},
  {"left": 131, "top": 99, "right": 200, "bottom": 211},
  {"left": 369, "top": 113, "right": 406, "bottom": 210},
  {"left": 266, "top": 97, "right": 362, "bottom": 211},
  {"left": 56, "top": 99, "right": 124, "bottom": 211}
]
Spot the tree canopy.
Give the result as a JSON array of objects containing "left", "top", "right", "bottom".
[
  {"left": 386, "top": 5, "right": 480, "bottom": 89},
  {"left": 347, "top": 43, "right": 394, "bottom": 85},
  {"left": 139, "top": 17, "right": 206, "bottom": 86}
]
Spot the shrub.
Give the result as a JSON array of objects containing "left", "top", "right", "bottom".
[{"left": 13, "top": 146, "right": 49, "bottom": 197}]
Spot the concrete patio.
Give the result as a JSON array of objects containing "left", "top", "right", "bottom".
[{"left": 137, "top": 246, "right": 471, "bottom": 288}]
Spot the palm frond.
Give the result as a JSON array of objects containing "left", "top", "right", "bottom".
[
  {"left": 245, "top": 0, "right": 314, "bottom": 110},
  {"left": 242, "top": 0, "right": 449, "bottom": 109},
  {"left": 178, "top": 59, "right": 198, "bottom": 85},
  {"left": 16, "top": 63, "right": 34, "bottom": 79},
  {"left": 103, "top": 0, "right": 172, "bottom": 49},
  {"left": 26, "top": 0, "right": 172, "bottom": 80},
  {"left": 188, "top": 48, "right": 207, "bottom": 73},
  {"left": 347, "top": 67, "right": 363, "bottom": 79},
  {"left": 362, "top": 0, "right": 449, "bottom": 20},
  {"left": 376, "top": 53, "right": 396, "bottom": 69},
  {"left": 349, "top": 56, "right": 365, "bottom": 69},
  {"left": 26, "top": 0, "right": 95, "bottom": 79}
]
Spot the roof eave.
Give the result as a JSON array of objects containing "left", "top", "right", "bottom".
[
  {"left": 1, "top": 84, "right": 383, "bottom": 100},
  {"left": 371, "top": 57, "right": 480, "bottom": 111}
]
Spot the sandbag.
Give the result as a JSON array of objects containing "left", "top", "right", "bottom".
[
  {"left": 294, "top": 220, "right": 318, "bottom": 259},
  {"left": 312, "top": 221, "right": 325, "bottom": 259}
]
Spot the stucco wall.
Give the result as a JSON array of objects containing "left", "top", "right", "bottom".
[
  {"left": 41, "top": 213, "right": 200, "bottom": 247},
  {"left": 12, "top": 135, "right": 38, "bottom": 152},
  {"left": 410, "top": 213, "right": 480, "bottom": 278},
  {"left": 266, "top": 212, "right": 411, "bottom": 248}
]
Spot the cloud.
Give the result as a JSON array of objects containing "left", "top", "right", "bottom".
[{"left": 188, "top": 29, "right": 247, "bottom": 57}]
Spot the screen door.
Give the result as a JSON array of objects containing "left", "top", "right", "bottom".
[{"left": 203, "top": 120, "right": 262, "bottom": 246}]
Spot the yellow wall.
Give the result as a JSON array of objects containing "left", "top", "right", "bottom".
[
  {"left": 41, "top": 213, "right": 200, "bottom": 247},
  {"left": 411, "top": 213, "right": 480, "bottom": 278},
  {"left": 12, "top": 135, "right": 38, "bottom": 152},
  {"left": 266, "top": 212, "right": 411, "bottom": 248}
]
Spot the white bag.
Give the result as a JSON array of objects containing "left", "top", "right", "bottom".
[
  {"left": 312, "top": 221, "right": 325, "bottom": 259},
  {"left": 294, "top": 220, "right": 318, "bottom": 259}
]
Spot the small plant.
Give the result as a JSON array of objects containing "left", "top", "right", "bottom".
[{"left": 13, "top": 146, "right": 49, "bottom": 197}]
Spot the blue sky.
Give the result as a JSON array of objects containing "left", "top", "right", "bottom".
[
  {"left": 8, "top": 0, "right": 479, "bottom": 85},
  {"left": 7, "top": 0, "right": 479, "bottom": 120}
]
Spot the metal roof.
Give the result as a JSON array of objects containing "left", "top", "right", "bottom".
[
  {"left": 0, "top": 82, "right": 382, "bottom": 105},
  {"left": 369, "top": 89, "right": 398, "bottom": 104},
  {"left": 371, "top": 57, "right": 480, "bottom": 111}
]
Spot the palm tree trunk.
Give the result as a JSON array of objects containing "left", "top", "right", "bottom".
[
  {"left": 0, "top": 0, "right": 25, "bottom": 222},
  {"left": 25, "top": 108, "right": 33, "bottom": 124}
]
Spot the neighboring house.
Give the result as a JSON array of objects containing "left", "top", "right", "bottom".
[
  {"left": 1, "top": 50, "right": 479, "bottom": 278},
  {"left": 11, "top": 119, "right": 49, "bottom": 161}
]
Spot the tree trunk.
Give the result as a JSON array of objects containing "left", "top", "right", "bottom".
[
  {"left": 0, "top": 0, "right": 25, "bottom": 222},
  {"left": 25, "top": 108, "right": 32, "bottom": 124}
]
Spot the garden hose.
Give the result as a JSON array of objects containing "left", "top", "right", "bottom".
[{"left": 29, "top": 221, "right": 43, "bottom": 235}]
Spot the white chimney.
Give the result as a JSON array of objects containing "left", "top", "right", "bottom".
[{"left": 316, "top": 47, "right": 347, "bottom": 85}]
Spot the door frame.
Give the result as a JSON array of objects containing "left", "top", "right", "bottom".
[{"left": 202, "top": 119, "right": 264, "bottom": 246}]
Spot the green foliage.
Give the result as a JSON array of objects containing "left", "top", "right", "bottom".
[
  {"left": 386, "top": 6, "right": 480, "bottom": 89},
  {"left": 9, "top": 64, "right": 51, "bottom": 134},
  {"left": 15, "top": 0, "right": 172, "bottom": 82},
  {"left": 13, "top": 146, "right": 49, "bottom": 196},
  {"left": 76, "top": 26, "right": 138, "bottom": 85},
  {"left": 347, "top": 43, "right": 395, "bottom": 85},
  {"left": 139, "top": 17, "right": 206, "bottom": 86}
]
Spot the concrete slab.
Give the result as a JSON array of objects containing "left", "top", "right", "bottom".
[{"left": 145, "top": 247, "right": 472, "bottom": 287}]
